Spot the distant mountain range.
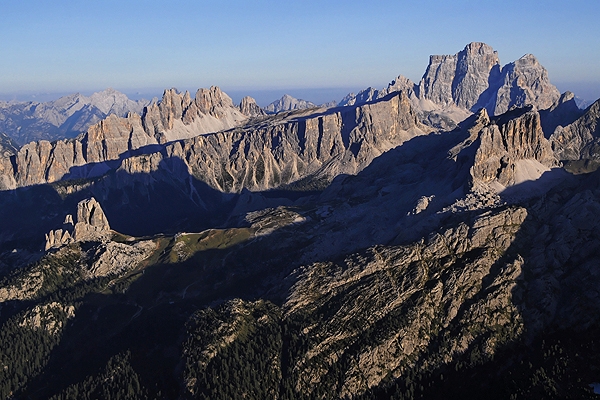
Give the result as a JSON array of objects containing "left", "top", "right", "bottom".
[
  {"left": 0, "top": 42, "right": 587, "bottom": 193},
  {"left": 264, "top": 94, "right": 318, "bottom": 113},
  {"left": 0, "top": 132, "right": 18, "bottom": 156},
  {"left": 2, "top": 43, "right": 600, "bottom": 399},
  {"left": 2, "top": 44, "right": 592, "bottom": 150},
  {"left": 0, "top": 88, "right": 153, "bottom": 145}
]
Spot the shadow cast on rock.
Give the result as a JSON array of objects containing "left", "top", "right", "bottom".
[{"left": 0, "top": 155, "right": 322, "bottom": 255}]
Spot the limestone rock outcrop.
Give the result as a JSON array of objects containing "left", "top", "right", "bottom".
[
  {"left": 491, "top": 54, "right": 561, "bottom": 115},
  {"left": 73, "top": 197, "right": 111, "bottom": 242},
  {"left": 16, "top": 90, "right": 426, "bottom": 195},
  {"left": 0, "top": 136, "right": 17, "bottom": 189},
  {"left": 0, "top": 43, "right": 576, "bottom": 196},
  {"left": 0, "top": 132, "right": 18, "bottom": 156},
  {"left": 0, "top": 88, "right": 151, "bottom": 146},
  {"left": 470, "top": 106, "right": 557, "bottom": 187},
  {"left": 550, "top": 99, "right": 600, "bottom": 161},
  {"left": 339, "top": 75, "right": 416, "bottom": 107},
  {"left": 265, "top": 94, "right": 316, "bottom": 114},
  {"left": 0, "top": 86, "right": 248, "bottom": 189},
  {"left": 151, "top": 90, "right": 427, "bottom": 192},
  {"left": 239, "top": 96, "right": 266, "bottom": 117},
  {"left": 419, "top": 42, "right": 501, "bottom": 111},
  {"left": 418, "top": 42, "right": 560, "bottom": 115},
  {"left": 18, "top": 302, "right": 76, "bottom": 336},
  {"left": 344, "top": 42, "right": 561, "bottom": 121},
  {"left": 45, "top": 197, "right": 111, "bottom": 250},
  {"left": 4, "top": 58, "right": 600, "bottom": 397},
  {"left": 87, "top": 240, "right": 156, "bottom": 278},
  {"left": 44, "top": 229, "right": 73, "bottom": 251},
  {"left": 338, "top": 43, "right": 562, "bottom": 135},
  {"left": 282, "top": 205, "right": 528, "bottom": 397}
]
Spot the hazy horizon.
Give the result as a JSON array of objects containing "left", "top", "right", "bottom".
[
  {"left": 0, "top": 86, "right": 368, "bottom": 107},
  {"left": 2, "top": 1, "right": 599, "bottom": 107},
  {"left": 1, "top": 79, "right": 600, "bottom": 109}
]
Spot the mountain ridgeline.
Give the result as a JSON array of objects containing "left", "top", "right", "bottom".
[
  {"left": 2, "top": 43, "right": 600, "bottom": 399},
  {"left": 0, "top": 88, "right": 152, "bottom": 146}
]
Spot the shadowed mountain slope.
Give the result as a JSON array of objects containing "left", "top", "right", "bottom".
[{"left": 2, "top": 43, "right": 600, "bottom": 399}]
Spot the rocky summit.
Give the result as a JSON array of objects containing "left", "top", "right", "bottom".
[
  {"left": 0, "top": 88, "right": 152, "bottom": 146},
  {"left": 1, "top": 43, "right": 600, "bottom": 399},
  {"left": 265, "top": 94, "right": 317, "bottom": 114}
]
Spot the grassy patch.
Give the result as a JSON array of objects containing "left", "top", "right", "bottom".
[{"left": 166, "top": 228, "right": 254, "bottom": 263}]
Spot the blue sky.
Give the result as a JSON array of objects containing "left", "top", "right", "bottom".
[{"left": 1, "top": 0, "right": 599, "bottom": 105}]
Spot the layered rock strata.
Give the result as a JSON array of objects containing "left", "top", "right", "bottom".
[
  {"left": 419, "top": 42, "right": 501, "bottom": 110},
  {"left": 345, "top": 43, "right": 561, "bottom": 119},
  {"left": 470, "top": 107, "right": 557, "bottom": 187},
  {"left": 116, "top": 90, "right": 428, "bottom": 192},
  {"left": 0, "top": 87, "right": 247, "bottom": 190},
  {"left": 550, "top": 99, "right": 600, "bottom": 161},
  {"left": 419, "top": 42, "right": 560, "bottom": 115}
]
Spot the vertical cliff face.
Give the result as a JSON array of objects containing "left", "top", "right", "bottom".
[
  {"left": 491, "top": 54, "right": 561, "bottom": 115},
  {"left": 452, "top": 43, "right": 502, "bottom": 110},
  {"left": 85, "top": 113, "right": 151, "bottom": 163},
  {"left": 0, "top": 89, "right": 426, "bottom": 193},
  {"left": 0, "top": 87, "right": 249, "bottom": 189},
  {"left": 239, "top": 96, "right": 266, "bottom": 117},
  {"left": 417, "top": 42, "right": 560, "bottom": 116},
  {"left": 152, "top": 90, "right": 427, "bottom": 192},
  {"left": 2, "top": 42, "right": 600, "bottom": 400},
  {"left": 420, "top": 42, "right": 501, "bottom": 110},
  {"left": 470, "top": 106, "right": 557, "bottom": 187},
  {"left": 44, "top": 197, "right": 111, "bottom": 250},
  {"left": 550, "top": 99, "right": 600, "bottom": 162},
  {"left": 0, "top": 44, "right": 576, "bottom": 194},
  {"left": 0, "top": 158, "right": 16, "bottom": 190},
  {"left": 14, "top": 140, "right": 62, "bottom": 187}
]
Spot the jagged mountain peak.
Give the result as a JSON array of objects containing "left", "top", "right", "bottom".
[
  {"left": 550, "top": 97, "right": 600, "bottom": 166},
  {"left": 341, "top": 42, "right": 560, "bottom": 128},
  {"left": 538, "top": 91, "right": 583, "bottom": 137},
  {"left": 0, "top": 89, "right": 152, "bottom": 145},
  {"left": 492, "top": 53, "right": 560, "bottom": 114},
  {"left": 339, "top": 76, "right": 416, "bottom": 107},
  {"left": 88, "top": 87, "right": 149, "bottom": 116},
  {"left": 426, "top": 41, "right": 498, "bottom": 67},
  {"left": 516, "top": 53, "right": 539, "bottom": 64},
  {"left": 470, "top": 105, "right": 557, "bottom": 190},
  {"left": 239, "top": 96, "right": 266, "bottom": 117},
  {"left": 194, "top": 86, "right": 236, "bottom": 110},
  {"left": 264, "top": 94, "right": 316, "bottom": 114},
  {"left": 3, "top": 42, "right": 600, "bottom": 399},
  {"left": 420, "top": 42, "right": 501, "bottom": 111},
  {"left": 463, "top": 41, "right": 497, "bottom": 54},
  {"left": 557, "top": 90, "right": 575, "bottom": 104}
]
